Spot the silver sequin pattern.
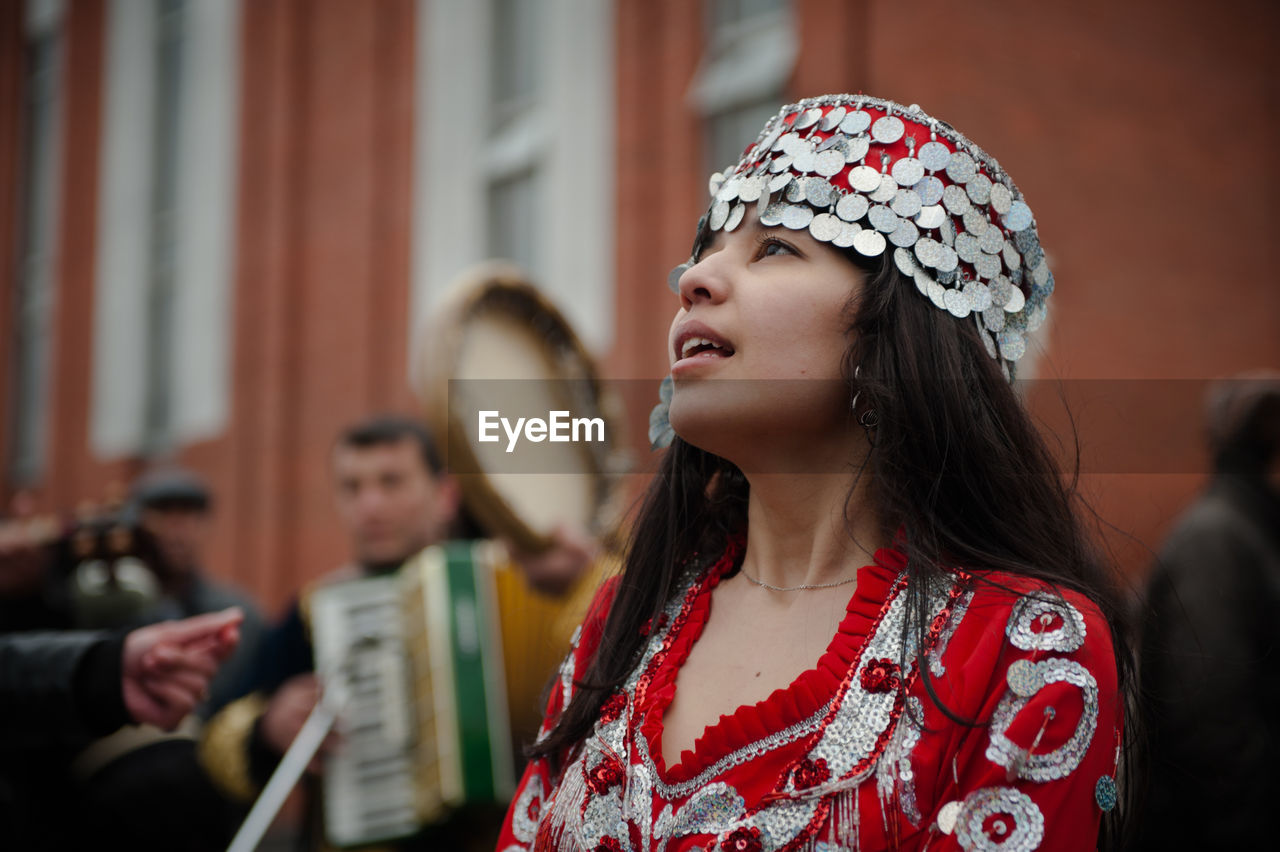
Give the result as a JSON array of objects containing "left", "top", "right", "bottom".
[
  {"left": 955, "top": 787, "right": 1045, "bottom": 851},
  {"left": 1006, "top": 595, "right": 1087, "bottom": 653},
  {"left": 986, "top": 658, "right": 1100, "bottom": 783},
  {"left": 695, "top": 94, "right": 1052, "bottom": 375}
]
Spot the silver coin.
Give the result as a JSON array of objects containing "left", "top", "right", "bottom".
[
  {"left": 979, "top": 225, "right": 1004, "bottom": 255},
  {"left": 804, "top": 177, "right": 835, "bottom": 207},
  {"left": 872, "top": 115, "right": 905, "bottom": 144},
  {"left": 974, "top": 252, "right": 1002, "bottom": 280},
  {"left": 889, "top": 218, "right": 919, "bottom": 247},
  {"left": 832, "top": 221, "right": 860, "bottom": 247},
  {"left": 1006, "top": 659, "right": 1041, "bottom": 697},
  {"left": 980, "top": 324, "right": 999, "bottom": 358},
  {"left": 667, "top": 263, "right": 689, "bottom": 294},
  {"left": 785, "top": 179, "right": 805, "bottom": 202},
  {"left": 1004, "top": 284, "right": 1026, "bottom": 313},
  {"left": 939, "top": 217, "right": 957, "bottom": 246},
  {"left": 761, "top": 124, "right": 784, "bottom": 153},
  {"left": 737, "top": 175, "right": 764, "bottom": 203},
  {"left": 782, "top": 204, "right": 814, "bottom": 230},
  {"left": 818, "top": 105, "right": 846, "bottom": 131},
  {"left": 870, "top": 174, "right": 898, "bottom": 202},
  {"left": 966, "top": 173, "right": 993, "bottom": 205},
  {"left": 915, "top": 204, "right": 947, "bottom": 230},
  {"left": 848, "top": 165, "right": 881, "bottom": 193},
  {"left": 768, "top": 154, "right": 794, "bottom": 173},
  {"left": 816, "top": 132, "right": 845, "bottom": 153},
  {"left": 914, "top": 175, "right": 944, "bottom": 206},
  {"left": 792, "top": 148, "right": 818, "bottom": 173},
  {"left": 718, "top": 175, "right": 742, "bottom": 203},
  {"left": 942, "top": 184, "right": 971, "bottom": 216},
  {"left": 928, "top": 280, "right": 948, "bottom": 309},
  {"left": 809, "top": 212, "right": 843, "bottom": 242},
  {"left": 891, "top": 188, "right": 922, "bottom": 218},
  {"left": 853, "top": 228, "right": 887, "bottom": 257},
  {"left": 962, "top": 208, "right": 988, "bottom": 237},
  {"left": 779, "top": 132, "right": 805, "bottom": 156},
  {"left": 709, "top": 200, "right": 730, "bottom": 230},
  {"left": 868, "top": 204, "right": 899, "bottom": 233},
  {"left": 989, "top": 182, "right": 1013, "bottom": 214},
  {"left": 937, "top": 800, "right": 962, "bottom": 835},
  {"left": 894, "top": 247, "right": 919, "bottom": 276},
  {"left": 1031, "top": 260, "right": 1051, "bottom": 287},
  {"left": 954, "top": 232, "right": 980, "bottom": 264},
  {"left": 917, "top": 140, "right": 951, "bottom": 172},
  {"left": 814, "top": 149, "right": 845, "bottom": 177},
  {"left": 725, "top": 202, "right": 746, "bottom": 232},
  {"left": 969, "top": 280, "right": 993, "bottom": 311},
  {"left": 935, "top": 244, "right": 959, "bottom": 272},
  {"left": 708, "top": 171, "right": 725, "bottom": 198},
  {"left": 983, "top": 305, "right": 1006, "bottom": 332},
  {"left": 836, "top": 192, "right": 869, "bottom": 222},
  {"left": 1002, "top": 240, "right": 1021, "bottom": 270},
  {"left": 998, "top": 330, "right": 1027, "bottom": 361},
  {"left": 945, "top": 151, "right": 976, "bottom": 183},
  {"left": 891, "top": 157, "right": 925, "bottom": 187},
  {"left": 990, "top": 275, "right": 1013, "bottom": 306},
  {"left": 1025, "top": 300, "right": 1047, "bottom": 332},
  {"left": 795, "top": 107, "right": 823, "bottom": 130},
  {"left": 913, "top": 269, "right": 933, "bottom": 296},
  {"left": 843, "top": 136, "right": 870, "bottom": 163},
  {"left": 1004, "top": 200, "right": 1033, "bottom": 231},
  {"left": 756, "top": 189, "right": 772, "bottom": 220},
  {"left": 945, "top": 286, "right": 972, "bottom": 318},
  {"left": 840, "top": 110, "right": 872, "bottom": 135},
  {"left": 760, "top": 201, "right": 786, "bottom": 227},
  {"left": 914, "top": 237, "right": 941, "bottom": 267}
]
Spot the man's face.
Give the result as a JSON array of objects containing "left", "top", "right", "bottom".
[
  {"left": 139, "top": 507, "right": 210, "bottom": 578},
  {"left": 332, "top": 438, "right": 453, "bottom": 567}
]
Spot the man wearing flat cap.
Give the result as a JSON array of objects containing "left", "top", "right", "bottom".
[{"left": 129, "top": 467, "right": 265, "bottom": 712}]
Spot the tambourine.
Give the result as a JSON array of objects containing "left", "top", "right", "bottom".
[{"left": 416, "top": 262, "right": 626, "bottom": 554}]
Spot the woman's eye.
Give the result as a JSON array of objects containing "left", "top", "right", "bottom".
[{"left": 758, "top": 238, "right": 795, "bottom": 258}]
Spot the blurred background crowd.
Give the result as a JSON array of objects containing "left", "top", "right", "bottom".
[{"left": 0, "top": 0, "right": 1276, "bottom": 849}]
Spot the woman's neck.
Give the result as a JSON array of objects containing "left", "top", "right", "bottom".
[{"left": 739, "top": 470, "right": 885, "bottom": 590}]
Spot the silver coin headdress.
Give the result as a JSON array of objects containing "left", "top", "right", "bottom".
[{"left": 673, "top": 94, "right": 1053, "bottom": 377}]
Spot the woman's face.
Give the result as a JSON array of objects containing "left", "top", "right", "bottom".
[{"left": 666, "top": 211, "right": 867, "bottom": 469}]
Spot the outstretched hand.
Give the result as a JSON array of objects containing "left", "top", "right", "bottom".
[
  {"left": 122, "top": 607, "right": 243, "bottom": 730},
  {"left": 507, "top": 523, "right": 598, "bottom": 597}
]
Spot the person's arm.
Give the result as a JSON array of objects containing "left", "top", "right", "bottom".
[
  {"left": 922, "top": 589, "right": 1122, "bottom": 852},
  {"left": 1, "top": 608, "right": 241, "bottom": 747},
  {"left": 199, "top": 601, "right": 317, "bottom": 801}
]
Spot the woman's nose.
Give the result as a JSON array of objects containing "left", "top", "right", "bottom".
[{"left": 678, "top": 251, "right": 730, "bottom": 308}]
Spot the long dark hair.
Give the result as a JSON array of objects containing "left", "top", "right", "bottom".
[{"left": 529, "top": 247, "right": 1140, "bottom": 847}]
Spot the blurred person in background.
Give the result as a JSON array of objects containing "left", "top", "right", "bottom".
[
  {"left": 202, "top": 414, "right": 594, "bottom": 851},
  {"left": 129, "top": 466, "right": 265, "bottom": 711},
  {"left": 1138, "top": 372, "right": 1280, "bottom": 849}
]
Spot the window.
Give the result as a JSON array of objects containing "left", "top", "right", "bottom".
[
  {"left": 7, "top": 0, "right": 66, "bottom": 485},
  {"left": 692, "top": 0, "right": 795, "bottom": 174},
  {"left": 414, "top": 0, "right": 614, "bottom": 353},
  {"left": 92, "top": 0, "right": 238, "bottom": 459}
]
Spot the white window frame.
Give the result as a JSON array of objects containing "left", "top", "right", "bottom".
[
  {"left": 412, "top": 0, "right": 615, "bottom": 357},
  {"left": 91, "top": 0, "right": 239, "bottom": 459}
]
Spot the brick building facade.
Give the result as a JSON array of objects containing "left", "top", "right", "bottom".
[{"left": 3, "top": 0, "right": 1277, "bottom": 613}]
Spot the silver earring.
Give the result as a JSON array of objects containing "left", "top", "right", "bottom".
[{"left": 851, "top": 365, "right": 878, "bottom": 432}]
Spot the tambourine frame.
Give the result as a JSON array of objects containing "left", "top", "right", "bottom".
[{"left": 417, "top": 262, "right": 623, "bottom": 554}]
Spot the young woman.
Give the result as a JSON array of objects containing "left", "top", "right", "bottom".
[{"left": 497, "top": 94, "right": 1132, "bottom": 852}]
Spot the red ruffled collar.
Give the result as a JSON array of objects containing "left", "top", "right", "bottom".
[{"left": 639, "top": 540, "right": 906, "bottom": 784}]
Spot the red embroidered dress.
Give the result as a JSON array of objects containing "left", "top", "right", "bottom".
[{"left": 498, "top": 539, "right": 1120, "bottom": 851}]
